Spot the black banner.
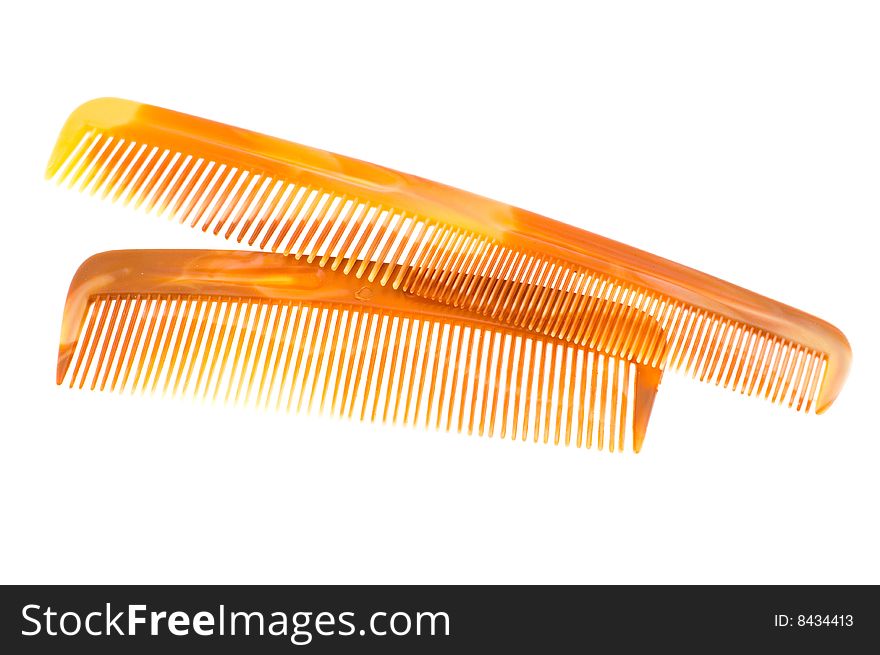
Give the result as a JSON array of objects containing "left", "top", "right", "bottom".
[{"left": 1, "top": 585, "right": 875, "bottom": 652}]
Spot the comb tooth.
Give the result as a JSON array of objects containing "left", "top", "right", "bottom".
[
  {"left": 199, "top": 298, "right": 232, "bottom": 399},
  {"left": 390, "top": 219, "right": 430, "bottom": 288},
  {"left": 52, "top": 129, "right": 97, "bottom": 185},
  {"left": 111, "top": 296, "right": 143, "bottom": 391},
  {"left": 122, "top": 146, "right": 161, "bottom": 206},
  {"left": 102, "top": 142, "right": 143, "bottom": 200},
  {"left": 803, "top": 355, "right": 824, "bottom": 413},
  {"left": 377, "top": 213, "right": 414, "bottom": 285},
  {"left": 423, "top": 229, "right": 468, "bottom": 299},
  {"left": 130, "top": 149, "right": 171, "bottom": 208},
  {"left": 130, "top": 296, "right": 163, "bottom": 391},
  {"left": 65, "top": 134, "right": 106, "bottom": 190},
  {"left": 176, "top": 161, "right": 219, "bottom": 223},
  {"left": 318, "top": 308, "right": 349, "bottom": 413},
  {"left": 425, "top": 321, "right": 445, "bottom": 429},
  {"left": 285, "top": 305, "right": 315, "bottom": 411},
  {"left": 684, "top": 313, "right": 711, "bottom": 376},
  {"left": 420, "top": 229, "right": 464, "bottom": 298},
  {"left": 511, "top": 335, "right": 527, "bottom": 441},
  {"left": 274, "top": 304, "right": 305, "bottom": 410},
  {"left": 775, "top": 344, "right": 802, "bottom": 405},
  {"left": 189, "top": 166, "right": 235, "bottom": 229},
  {"left": 497, "top": 333, "right": 514, "bottom": 439},
  {"left": 366, "top": 211, "right": 406, "bottom": 282},
  {"left": 564, "top": 347, "right": 576, "bottom": 446},
  {"left": 254, "top": 183, "right": 300, "bottom": 249},
  {"left": 295, "top": 193, "right": 340, "bottom": 260},
  {"left": 253, "top": 302, "right": 284, "bottom": 407},
  {"left": 333, "top": 309, "right": 361, "bottom": 414},
  {"left": 521, "top": 339, "right": 537, "bottom": 441},
  {"left": 746, "top": 333, "right": 773, "bottom": 396},
  {"left": 278, "top": 188, "right": 324, "bottom": 256},
  {"left": 79, "top": 137, "right": 121, "bottom": 193},
  {"left": 180, "top": 298, "right": 214, "bottom": 396},
  {"left": 732, "top": 330, "right": 759, "bottom": 393},
  {"left": 87, "top": 295, "right": 121, "bottom": 390},
  {"left": 225, "top": 175, "right": 268, "bottom": 239},
  {"left": 400, "top": 319, "right": 425, "bottom": 425},
  {"left": 319, "top": 198, "right": 358, "bottom": 267},
  {"left": 343, "top": 204, "right": 384, "bottom": 276},
  {"left": 346, "top": 312, "right": 376, "bottom": 417},
  {"left": 167, "top": 297, "right": 199, "bottom": 395},
  {"left": 294, "top": 193, "right": 339, "bottom": 259},
  {"left": 304, "top": 307, "right": 335, "bottom": 413},
  {"left": 211, "top": 300, "right": 243, "bottom": 401},
  {"left": 381, "top": 315, "right": 406, "bottom": 422},
  {"left": 238, "top": 301, "right": 270, "bottom": 405},
  {"left": 138, "top": 151, "right": 180, "bottom": 211},
  {"left": 90, "top": 140, "right": 131, "bottom": 196},
  {"left": 223, "top": 301, "right": 256, "bottom": 404},
  {"left": 330, "top": 203, "right": 370, "bottom": 271},
  {"left": 585, "top": 352, "right": 599, "bottom": 449},
  {"left": 720, "top": 324, "right": 744, "bottom": 388},
  {"left": 77, "top": 297, "right": 112, "bottom": 389},
  {"left": 701, "top": 320, "right": 731, "bottom": 383},
  {"left": 452, "top": 327, "right": 472, "bottom": 433},
  {"left": 157, "top": 156, "right": 197, "bottom": 216},
  {"left": 268, "top": 185, "right": 314, "bottom": 252},
  {"left": 757, "top": 338, "right": 783, "bottom": 398},
  {"left": 153, "top": 296, "right": 188, "bottom": 394},
  {"left": 358, "top": 313, "right": 386, "bottom": 420},
  {"left": 786, "top": 348, "right": 810, "bottom": 409},
  {"left": 439, "top": 236, "right": 486, "bottom": 306},
  {"left": 598, "top": 355, "right": 611, "bottom": 451},
  {"left": 66, "top": 300, "right": 98, "bottom": 387},
  {"left": 210, "top": 171, "right": 253, "bottom": 236},
  {"left": 400, "top": 221, "right": 442, "bottom": 290},
  {"left": 99, "top": 296, "right": 134, "bottom": 391},
  {"left": 575, "top": 352, "right": 587, "bottom": 447},
  {"left": 618, "top": 361, "right": 630, "bottom": 453},
  {"left": 495, "top": 253, "right": 532, "bottom": 323},
  {"left": 544, "top": 342, "right": 558, "bottom": 444},
  {"left": 259, "top": 303, "right": 291, "bottom": 408},
  {"left": 465, "top": 327, "right": 485, "bottom": 435},
  {"left": 240, "top": 179, "right": 285, "bottom": 244},
  {"left": 405, "top": 223, "right": 451, "bottom": 293},
  {"left": 530, "top": 340, "right": 544, "bottom": 442},
  {"left": 308, "top": 195, "right": 350, "bottom": 265},
  {"left": 165, "top": 157, "right": 204, "bottom": 218}
]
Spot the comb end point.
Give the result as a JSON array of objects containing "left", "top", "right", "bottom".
[
  {"left": 633, "top": 365, "right": 663, "bottom": 453},
  {"left": 56, "top": 343, "right": 75, "bottom": 385}
]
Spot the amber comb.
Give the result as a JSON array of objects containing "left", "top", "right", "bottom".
[
  {"left": 47, "top": 98, "right": 851, "bottom": 416},
  {"left": 58, "top": 250, "right": 667, "bottom": 452}
]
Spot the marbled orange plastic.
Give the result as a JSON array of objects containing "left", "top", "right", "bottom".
[
  {"left": 47, "top": 98, "right": 851, "bottom": 414},
  {"left": 58, "top": 250, "right": 666, "bottom": 452}
]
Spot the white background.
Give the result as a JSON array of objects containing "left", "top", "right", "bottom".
[{"left": 1, "top": 1, "right": 877, "bottom": 584}]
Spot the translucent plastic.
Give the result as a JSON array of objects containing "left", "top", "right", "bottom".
[
  {"left": 47, "top": 98, "right": 851, "bottom": 414},
  {"left": 58, "top": 250, "right": 666, "bottom": 452}
]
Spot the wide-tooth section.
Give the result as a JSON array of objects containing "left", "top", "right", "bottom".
[
  {"left": 49, "top": 129, "right": 825, "bottom": 412},
  {"left": 61, "top": 293, "right": 646, "bottom": 452}
]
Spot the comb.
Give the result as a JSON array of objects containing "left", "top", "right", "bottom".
[
  {"left": 46, "top": 98, "right": 851, "bottom": 416},
  {"left": 58, "top": 250, "right": 667, "bottom": 453}
]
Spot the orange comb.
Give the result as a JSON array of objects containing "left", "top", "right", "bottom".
[
  {"left": 58, "top": 250, "right": 667, "bottom": 452},
  {"left": 46, "top": 98, "right": 851, "bottom": 416}
]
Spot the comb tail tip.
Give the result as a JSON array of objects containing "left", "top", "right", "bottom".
[
  {"left": 632, "top": 365, "right": 663, "bottom": 453},
  {"left": 57, "top": 342, "right": 75, "bottom": 385},
  {"left": 45, "top": 97, "right": 141, "bottom": 180}
]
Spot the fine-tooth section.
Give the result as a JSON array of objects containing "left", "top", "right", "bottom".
[
  {"left": 47, "top": 99, "right": 850, "bottom": 415},
  {"left": 57, "top": 250, "right": 668, "bottom": 453}
]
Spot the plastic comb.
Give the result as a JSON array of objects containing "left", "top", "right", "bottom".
[
  {"left": 46, "top": 98, "right": 851, "bottom": 416},
  {"left": 57, "top": 250, "right": 667, "bottom": 453}
]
